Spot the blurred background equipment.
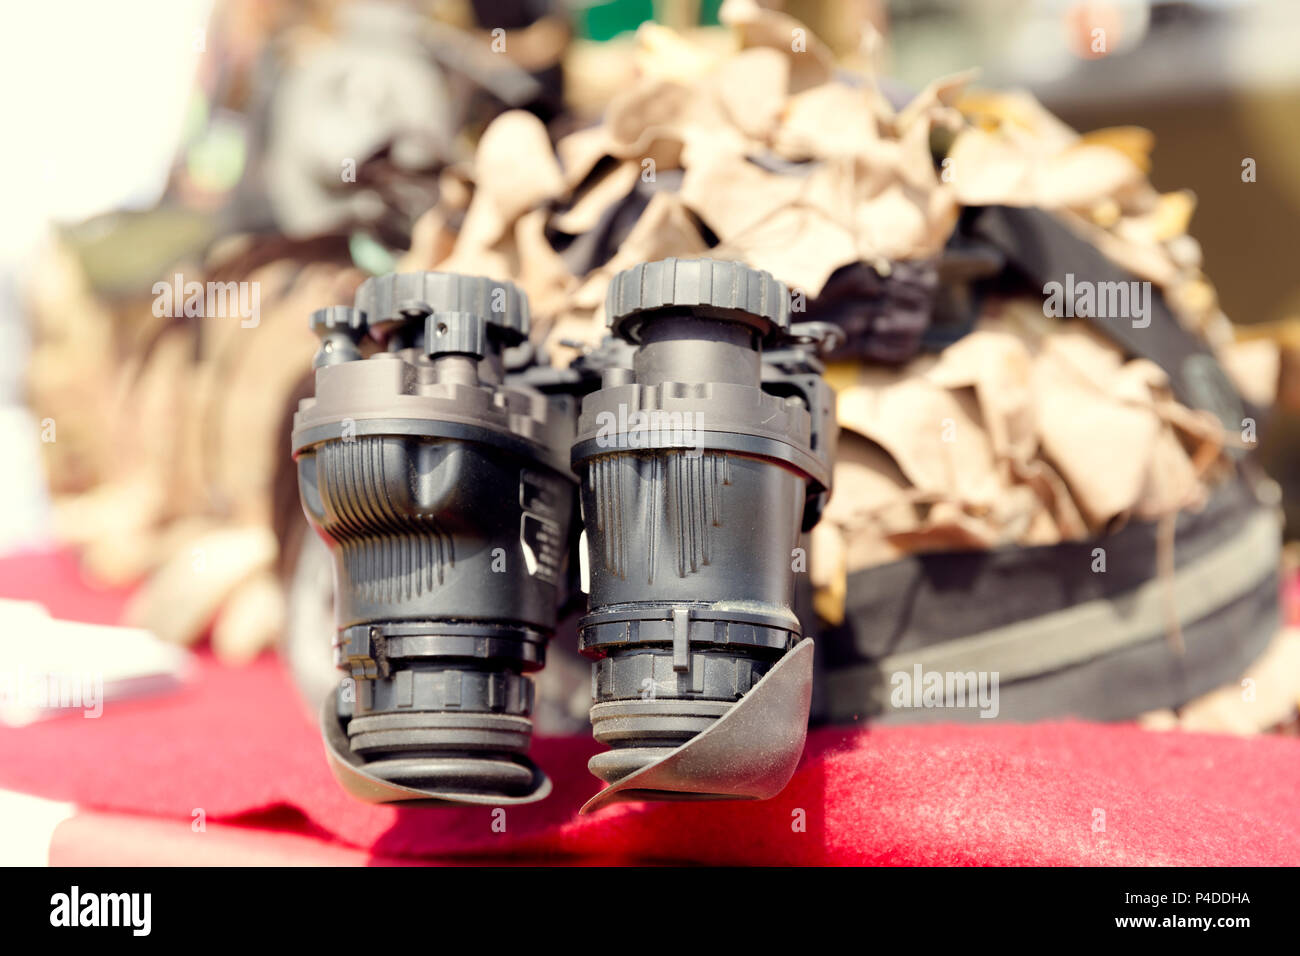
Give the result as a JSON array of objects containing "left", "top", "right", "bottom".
[{"left": 0, "top": 600, "right": 191, "bottom": 727}]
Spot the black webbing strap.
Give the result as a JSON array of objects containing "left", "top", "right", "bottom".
[{"left": 965, "top": 205, "right": 1255, "bottom": 443}]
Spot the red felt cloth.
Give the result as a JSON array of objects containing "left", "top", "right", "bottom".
[
  {"left": 49, "top": 811, "right": 421, "bottom": 867},
  {"left": 2, "top": 549, "right": 1299, "bottom": 865}
]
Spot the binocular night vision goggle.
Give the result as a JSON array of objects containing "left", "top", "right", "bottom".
[{"left": 292, "top": 257, "right": 836, "bottom": 812}]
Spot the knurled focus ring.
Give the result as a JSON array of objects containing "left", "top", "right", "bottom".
[
  {"left": 604, "top": 257, "right": 790, "bottom": 342},
  {"left": 355, "top": 271, "right": 529, "bottom": 342}
]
